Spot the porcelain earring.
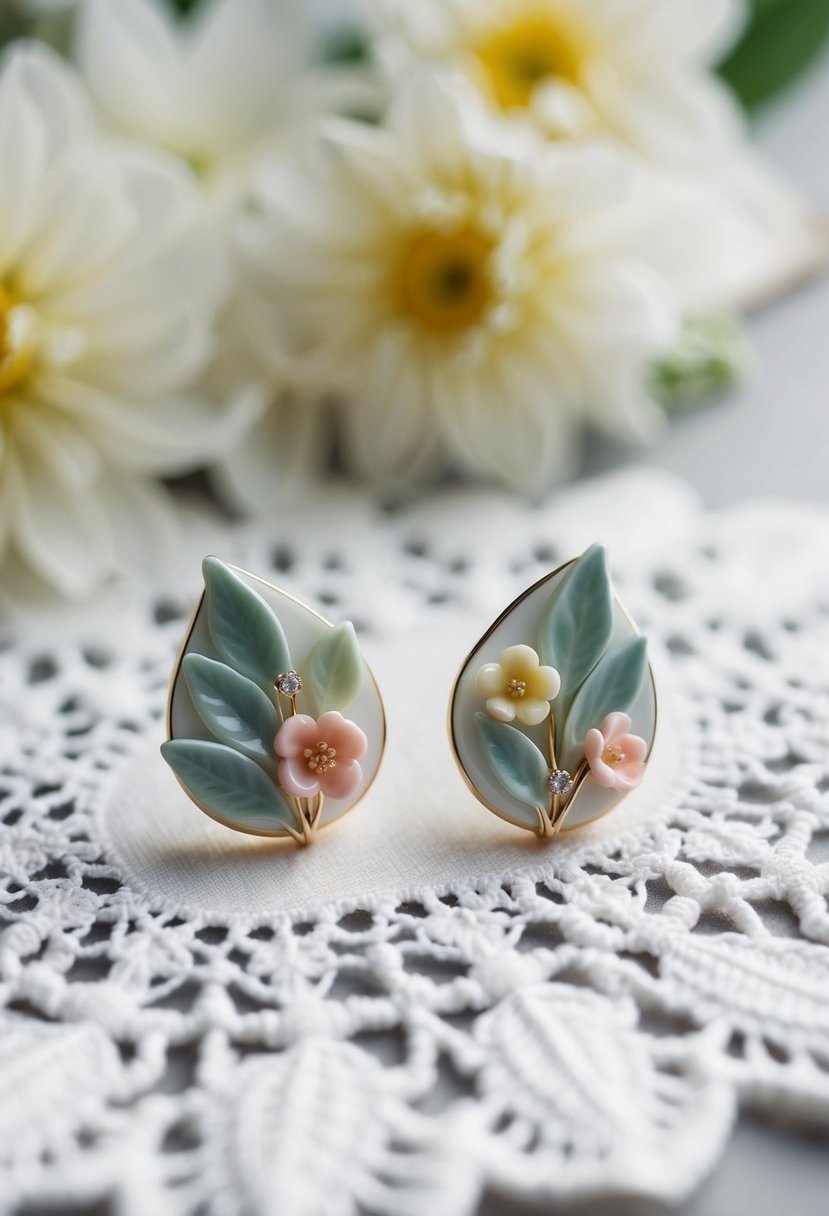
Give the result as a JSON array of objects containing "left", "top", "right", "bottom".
[
  {"left": 162, "top": 557, "right": 386, "bottom": 846},
  {"left": 449, "top": 544, "right": 656, "bottom": 839}
]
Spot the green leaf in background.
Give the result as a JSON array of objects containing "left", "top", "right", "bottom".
[
  {"left": 321, "top": 24, "right": 372, "bottom": 65},
  {"left": 161, "top": 739, "right": 300, "bottom": 834},
  {"left": 562, "top": 637, "right": 648, "bottom": 768},
  {"left": 650, "top": 315, "right": 746, "bottom": 415},
  {"left": 203, "top": 557, "right": 292, "bottom": 695},
  {"left": 304, "top": 622, "right": 364, "bottom": 716},
  {"left": 719, "top": 0, "right": 829, "bottom": 111},
  {"left": 182, "top": 653, "right": 279, "bottom": 766},
  {"left": 475, "top": 712, "right": 550, "bottom": 808},
  {"left": 537, "top": 544, "right": 613, "bottom": 712}
]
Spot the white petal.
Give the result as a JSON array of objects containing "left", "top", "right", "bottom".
[
  {"left": 19, "top": 148, "right": 135, "bottom": 296},
  {"left": 46, "top": 375, "right": 247, "bottom": 474},
  {"left": 486, "top": 696, "right": 515, "bottom": 723},
  {"left": 515, "top": 699, "right": 551, "bottom": 727},
  {"left": 3, "top": 41, "right": 92, "bottom": 151},
  {"left": 439, "top": 355, "right": 576, "bottom": 493},
  {"left": 0, "top": 51, "right": 48, "bottom": 270},
  {"left": 342, "top": 327, "right": 438, "bottom": 483},
  {"left": 76, "top": 0, "right": 184, "bottom": 145},
  {"left": 95, "top": 472, "right": 181, "bottom": 583},
  {"left": 213, "top": 384, "right": 323, "bottom": 517},
  {"left": 475, "top": 664, "right": 504, "bottom": 698},
  {"left": 7, "top": 420, "right": 112, "bottom": 598},
  {"left": 187, "top": 0, "right": 302, "bottom": 151}
]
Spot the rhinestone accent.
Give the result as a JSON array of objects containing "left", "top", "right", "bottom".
[
  {"left": 547, "top": 769, "right": 572, "bottom": 795},
  {"left": 275, "top": 670, "right": 302, "bottom": 697}
]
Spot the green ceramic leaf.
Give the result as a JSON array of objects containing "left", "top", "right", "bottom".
[
  {"left": 304, "top": 622, "right": 364, "bottom": 716},
  {"left": 161, "top": 739, "right": 299, "bottom": 833},
  {"left": 562, "top": 637, "right": 648, "bottom": 768},
  {"left": 475, "top": 712, "right": 549, "bottom": 809},
  {"left": 538, "top": 544, "right": 613, "bottom": 708},
  {"left": 182, "top": 653, "right": 279, "bottom": 766},
  {"left": 203, "top": 557, "right": 291, "bottom": 694}
]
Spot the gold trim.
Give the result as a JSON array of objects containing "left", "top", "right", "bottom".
[
  {"left": 447, "top": 555, "right": 658, "bottom": 839},
  {"left": 163, "top": 558, "right": 387, "bottom": 844}
]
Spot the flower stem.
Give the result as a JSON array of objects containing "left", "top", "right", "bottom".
[
  {"left": 550, "top": 760, "right": 591, "bottom": 836},
  {"left": 275, "top": 690, "right": 317, "bottom": 844},
  {"left": 547, "top": 713, "right": 557, "bottom": 771}
]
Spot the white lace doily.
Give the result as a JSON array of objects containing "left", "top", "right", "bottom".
[{"left": 2, "top": 468, "right": 829, "bottom": 1216}]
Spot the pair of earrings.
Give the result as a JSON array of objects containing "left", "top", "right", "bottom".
[{"left": 162, "top": 549, "right": 656, "bottom": 846}]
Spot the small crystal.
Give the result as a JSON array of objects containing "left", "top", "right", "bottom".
[
  {"left": 276, "top": 670, "right": 302, "bottom": 697},
  {"left": 547, "top": 769, "right": 572, "bottom": 795}
]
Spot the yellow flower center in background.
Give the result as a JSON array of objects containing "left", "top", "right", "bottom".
[
  {"left": 399, "top": 227, "right": 494, "bottom": 334},
  {"left": 0, "top": 287, "right": 35, "bottom": 396},
  {"left": 475, "top": 15, "right": 584, "bottom": 110}
]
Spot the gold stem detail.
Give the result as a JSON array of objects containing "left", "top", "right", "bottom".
[
  {"left": 276, "top": 684, "right": 318, "bottom": 846},
  {"left": 547, "top": 713, "right": 557, "bottom": 771},
  {"left": 550, "top": 759, "right": 591, "bottom": 836}
]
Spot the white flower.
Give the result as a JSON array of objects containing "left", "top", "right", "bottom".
[
  {"left": 476, "top": 645, "right": 560, "bottom": 725},
  {"left": 74, "top": 0, "right": 371, "bottom": 197},
  {"left": 204, "top": 287, "right": 324, "bottom": 517},
  {"left": 0, "top": 43, "right": 233, "bottom": 598},
  {"left": 237, "top": 69, "right": 676, "bottom": 490},
  {"left": 365, "top": 0, "right": 744, "bottom": 165}
]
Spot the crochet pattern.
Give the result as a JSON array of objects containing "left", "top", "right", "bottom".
[{"left": 1, "top": 470, "right": 828, "bottom": 1214}]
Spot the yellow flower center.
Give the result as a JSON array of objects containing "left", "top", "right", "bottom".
[
  {"left": 399, "top": 227, "right": 494, "bottom": 334},
  {"left": 0, "top": 287, "right": 35, "bottom": 396},
  {"left": 603, "top": 745, "right": 625, "bottom": 765},
  {"left": 507, "top": 678, "right": 527, "bottom": 698},
  {"left": 304, "top": 741, "right": 337, "bottom": 774},
  {"left": 475, "top": 15, "right": 584, "bottom": 110}
]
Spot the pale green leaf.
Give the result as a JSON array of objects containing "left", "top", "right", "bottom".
[
  {"left": 562, "top": 637, "right": 648, "bottom": 768},
  {"left": 475, "top": 712, "right": 549, "bottom": 809},
  {"left": 161, "top": 739, "right": 299, "bottom": 833},
  {"left": 182, "top": 653, "right": 278, "bottom": 766},
  {"left": 203, "top": 557, "right": 291, "bottom": 694},
  {"left": 304, "top": 622, "right": 364, "bottom": 716},
  {"left": 538, "top": 544, "right": 614, "bottom": 708}
]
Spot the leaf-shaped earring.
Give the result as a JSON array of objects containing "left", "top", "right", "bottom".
[
  {"left": 162, "top": 557, "right": 386, "bottom": 846},
  {"left": 449, "top": 545, "right": 656, "bottom": 838}
]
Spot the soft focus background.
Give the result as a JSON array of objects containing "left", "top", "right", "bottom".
[{"left": 0, "top": 0, "right": 828, "bottom": 609}]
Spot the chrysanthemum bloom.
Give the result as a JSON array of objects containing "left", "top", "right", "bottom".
[
  {"left": 366, "top": 0, "right": 743, "bottom": 165},
  {"left": 476, "top": 645, "right": 560, "bottom": 725},
  {"left": 274, "top": 711, "right": 367, "bottom": 800},
  {"left": 75, "top": 0, "right": 371, "bottom": 197},
  {"left": 240, "top": 69, "right": 675, "bottom": 490},
  {"left": 584, "top": 712, "right": 647, "bottom": 791},
  {"left": 0, "top": 44, "right": 231, "bottom": 598}
]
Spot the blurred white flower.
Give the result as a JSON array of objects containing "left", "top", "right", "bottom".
[
  {"left": 0, "top": 43, "right": 233, "bottom": 598},
  {"left": 365, "top": 0, "right": 744, "bottom": 165},
  {"left": 75, "top": 0, "right": 370, "bottom": 198},
  {"left": 237, "top": 70, "right": 676, "bottom": 491},
  {"left": 203, "top": 288, "right": 324, "bottom": 517}
]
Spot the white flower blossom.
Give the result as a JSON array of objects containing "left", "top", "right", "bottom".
[
  {"left": 0, "top": 43, "right": 234, "bottom": 598},
  {"left": 235, "top": 69, "right": 677, "bottom": 491},
  {"left": 75, "top": 0, "right": 371, "bottom": 198},
  {"left": 365, "top": 0, "right": 745, "bottom": 166}
]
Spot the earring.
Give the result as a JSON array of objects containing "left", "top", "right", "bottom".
[
  {"left": 162, "top": 557, "right": 386, "bottom": 846},
  {"left": 449, "top": 544, "right": 656, "bottom": 839}
]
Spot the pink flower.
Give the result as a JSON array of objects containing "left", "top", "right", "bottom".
[
  {"left": 274, "top": 711, "right": 367, "bottom": 800},
  {"left": 584, "top": 712, "right": 647, "bottom": 791}
]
